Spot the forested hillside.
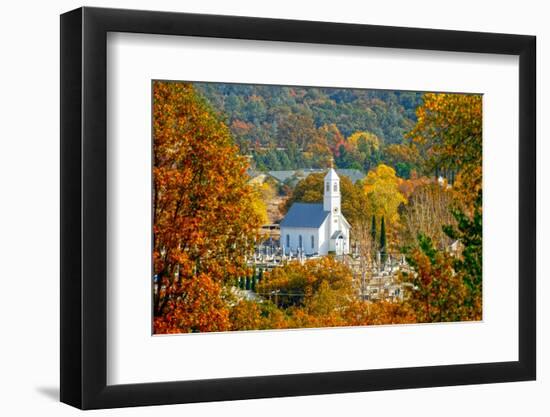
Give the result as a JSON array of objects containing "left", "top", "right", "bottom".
[{"left": 195, "top": 82, "right": 423, "bottom": 176}]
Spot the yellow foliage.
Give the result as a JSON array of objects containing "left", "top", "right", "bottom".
[
  {"left": 250, "top": 183, "right": 271, "bottom": 225},
  {"left": 363, "top": 164, "right": 407, "bottom": 225},
  {"left": 407, "top": 92, "right": 482, "bottom": 211},
  {"left": 347, "top": 131, "right": 380, "bottom": 152}
]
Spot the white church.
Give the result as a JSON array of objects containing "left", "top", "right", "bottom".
[{"left": 280, "top": 168, "right": 351, "bottom": 256}]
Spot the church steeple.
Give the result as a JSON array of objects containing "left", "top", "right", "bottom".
[{"left": 323, "top": 168, "right": 340, "bottom": 214}]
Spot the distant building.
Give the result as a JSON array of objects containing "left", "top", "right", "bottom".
[
  {"left": 280, "top": 169, "right": 351, "bottom": 256},
  {"left": 267, "top": 168, "right": 365, "bottom": 186}
]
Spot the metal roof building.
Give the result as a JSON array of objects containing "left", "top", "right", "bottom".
[
  {"left": 279, "top": 203, "right": 329, "bottom": 228},
  {"left": 267, "top": 168, "right": 365, "bottom": 185}
]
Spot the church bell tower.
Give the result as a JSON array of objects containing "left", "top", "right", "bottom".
[
  {"left": 323, "top": 167, "right": 341, "bottom": 214},
  {"left": 324, "top": 168, "right": 341, "bottom": 237}
]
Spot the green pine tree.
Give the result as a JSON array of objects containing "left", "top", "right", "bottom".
[{"left": 442, "top": 192, "right": 482, "bottom": 308}]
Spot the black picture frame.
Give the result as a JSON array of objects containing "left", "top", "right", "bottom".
[{"left": 60, "top": 6, "right": 536, "bottom": 410}]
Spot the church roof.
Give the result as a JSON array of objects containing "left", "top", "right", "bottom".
[
  {"left": 280, "top": 203, "right": 329, "bottom": 228},
  {"left": 336, "top": 169, "right": 365, "bottom": 184}
]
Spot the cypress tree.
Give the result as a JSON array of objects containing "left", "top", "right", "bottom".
[
  {"left": 370, "top": 215, "right": 377, "bottom": 244},
  {"left": 245, "top": 276, "right": 251, "bottom": 290},
  {"left": 380, "top": 216, "right": 387, "bottom": 263}
]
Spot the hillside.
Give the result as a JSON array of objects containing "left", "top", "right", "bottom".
[{"left": 194, "top": 82, "right": 424, "bottom": 176}]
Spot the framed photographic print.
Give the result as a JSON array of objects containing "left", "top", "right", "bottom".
[{"left": 60, "top": 6, "right": 536, "bottom": 409}]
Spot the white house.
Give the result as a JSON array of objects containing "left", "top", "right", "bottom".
[{"left": 280, "top": 168, "right": 351, "bottom": 256}]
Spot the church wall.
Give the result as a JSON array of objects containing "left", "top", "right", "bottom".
[
  {"left": 280, "top": 226, "right": 322, "bottom": 256},
  {"left": 279, "top": 219, "right": 349, "bottom": 256},
  {"left": 317, "top": 218, "right": 329, "bottom": 256}
]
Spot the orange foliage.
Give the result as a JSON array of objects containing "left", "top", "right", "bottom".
[
  {"left": 343, "top": 300, "right": 417, "bottom": 326},
  {"left": 402, "top": 235, "right": 481, "bottom": 322},
  {"left": 153, "top": 81, "right": 263, "bottom": 333},
  {"left": 258, "top": 257, "right": 354, "bottom": 308},
  {"left": 153, "top": 273, "right": 230, "bottom": 333}
]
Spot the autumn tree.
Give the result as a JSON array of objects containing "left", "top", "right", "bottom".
[
  {"left": 402, "top": 235, "right": 469, "bottom": 323},
  {"left": 347, "top": 131, "right": 381, "bottom": 171},
  {"left": 153, "top": 274, "right": 230, "bottom": 333},
  {"left": 383, "top": 143, "right": 421, "bottom": 179},
  {"left": 249, "top": 181, "right": 276, "bottom": 226},
  {"left": 229, "top": 300, "right": 263, "bottom": 331},
  {"left": 401, "top": 182, "right": 455, "bottom": 250},
  {"left": 407, "top": 93, "right": 482, "bottom": 211},
  {"left": 334, "top": 143, "right": 355, "bottom": 169},
  {"left": 303, "top": 135, "right": 333, "bottom": 168},
  {"left": 229, "top": 119, "right": 255, "bottom": 152},
  {"left": 363, "top": 164, "right": 407, "bottom": 227},
  {"left": 343, "top": 300, "right": 416, "bottom": 326},
  {"left": 318, "top": 123, "right": 346, "bottom": 156},
  {"left": 257, "top": 257, "right": 354, "bottom": 309},
  {"left": 276, "top": 113, "right": 319, "bottom": 149},
  {"left": 403, "top": 191, "right": 482, "bottom": 323},
  {"left": 397, "top": 172, "right": 431, "bottom": 200},
  {"left": 152, "top": 81, "right": 264, "bottom": 333}
]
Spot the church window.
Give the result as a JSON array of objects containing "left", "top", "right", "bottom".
[
  {"left": 286, "top": 234, "right": 290, "bottom": 248},
  {"left": 311, "top": 235, "right": 315, "bottom": 249},
  {"left": 326, "top": 182, "right": 329, "bottom": 192},
  {"left": 299, "top": 235, "right": 303, "bottom": 249},
  {"left": 333, "top": 182, "right": 338, "bottom": 192}
]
